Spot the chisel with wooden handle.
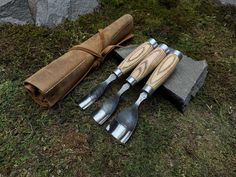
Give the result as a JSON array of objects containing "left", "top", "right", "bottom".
[
  {"left": 106, "top": 50, "right": 183, "bottom": 143},
  {"left": 78, "top": 38, "right": 158, "bottom": 110},
  {"left": 92, "top": 44, "right": 169, "bottom": 124}
]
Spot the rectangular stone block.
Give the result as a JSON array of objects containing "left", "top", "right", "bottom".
[{"left": 113, "top": 45, "right": 208, "bottom": 112}]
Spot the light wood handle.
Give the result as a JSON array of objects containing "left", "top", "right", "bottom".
[
  {"left": 146, "top": 53, "right": 180, "bottom": 91},
  {"left": 118, "top": 42, "right": 154, "bottom": 74},
  {"left": 130, "top": 47, "right": 167, "bottom": 82}
]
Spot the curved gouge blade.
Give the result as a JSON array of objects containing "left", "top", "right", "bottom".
[
  {"left": 106, "top": 92, "right": 147, "bottom": 144},
  {"left": 78, "top": 82, "right": 110, "bottom": 109},
  {"left": 92, "top": 44, "right": 169, "bottom": 123},
  {"left": 106, "top": 50, "right": 183, "bottom": 143},
  {"left": 78, "top": 72, "right": 119, "bottom": 109},
  {"left": 92, "top": 83, "right": 131, "bottom": 124}
]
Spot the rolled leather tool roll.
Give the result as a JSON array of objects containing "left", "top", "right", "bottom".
[{"left": 24, "top": 14, "right": 134, "bottom": 107}]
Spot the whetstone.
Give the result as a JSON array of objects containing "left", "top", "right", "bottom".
[{"left": 113, "top": 45, "right": 208, "bottom": 112}]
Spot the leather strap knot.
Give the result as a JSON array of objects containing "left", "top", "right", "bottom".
[{"left": 70, "top": 29, "right": 133, "bottom": 68}]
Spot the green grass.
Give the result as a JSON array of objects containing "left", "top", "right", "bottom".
[{"left": 0, "top": 0, "right": 235, "bottom": 176}]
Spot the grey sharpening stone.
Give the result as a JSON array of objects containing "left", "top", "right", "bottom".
[{"left": 113, "top": 45, "right": 208, "bottom": 112}]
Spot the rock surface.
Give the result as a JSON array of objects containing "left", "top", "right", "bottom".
[
  {"left": 114, "top": 45, "right": 208, "bottom": 112},
  {"left": 218, "top": 0, "right": 236, "bottom": 6},
  {"left": 163, "top": 55, "right": 208, "bottom": 112},
  {"left": 0, "top": 0, "right": 99, "bottom": 27},
  {"left": 0, "top": 0, "right": 34, "bottom": 25},
  {"left": 33, "top": 0, "right": 99, "bottom": 27}
]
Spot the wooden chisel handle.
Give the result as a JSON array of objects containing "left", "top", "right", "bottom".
[
  {"left": 143, "top": 50, "right": 183, "bottom": 94},
  {"left": 128, "top": 44, "right": 169, "bottom": 84},
  {"left": 117, "top": 39, "right": 157, "bottom": 74}
]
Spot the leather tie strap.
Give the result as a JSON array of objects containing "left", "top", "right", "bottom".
[{"left": 70, "top": 29, "right": 133, "bottom": 68}]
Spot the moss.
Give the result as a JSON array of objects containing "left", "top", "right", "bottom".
[{"left": 0, "top": 0, "right": 235, "bottom": 176}]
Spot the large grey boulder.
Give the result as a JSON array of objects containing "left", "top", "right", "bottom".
[
  {"left": 0, "top": 0, "right": 34, "bottom": 25},
  {"left": 0, "top": 0, "right": 99, "bottom": 27},
  {"left": 31, "top": 0, "right": 99, "bottom": 27},
  {"left": 218, "top": 0, "right": 236, "bottom": 6},
  {"left": 114, "top": 45, "right": 208, "bottom": 112}
]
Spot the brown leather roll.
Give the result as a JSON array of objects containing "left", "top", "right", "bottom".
[{"left": 24, "top": 14, "right": 134, "bottom": 107}]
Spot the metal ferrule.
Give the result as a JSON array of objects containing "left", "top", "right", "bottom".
[
  {"left": 113, "top": 68, "right": 123, "bottom": 77},
  {"left": 158, "top": 43, "right": 169, "bottom": 53},
  {"left": 142, "top": 84, "right": 154, "bottom": 95},
  {"left": 148, "top": 38, "right": 158, "bottom": 49},
  {"left": 170, "top": 50, "right": 183, "bottom": 60},
  {"left": 126, "top": 76, "right": 137, "bottom": 86}
]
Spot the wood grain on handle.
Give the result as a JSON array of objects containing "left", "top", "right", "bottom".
[
  {"left": 130, "top": 47, "right": 167, "bottom": 82},
  {"left": 117, "top": 42, "right": 154, "bottom": 74},
  {"left": 146, "top": 53, "right": 180, "bottom": 91}
]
